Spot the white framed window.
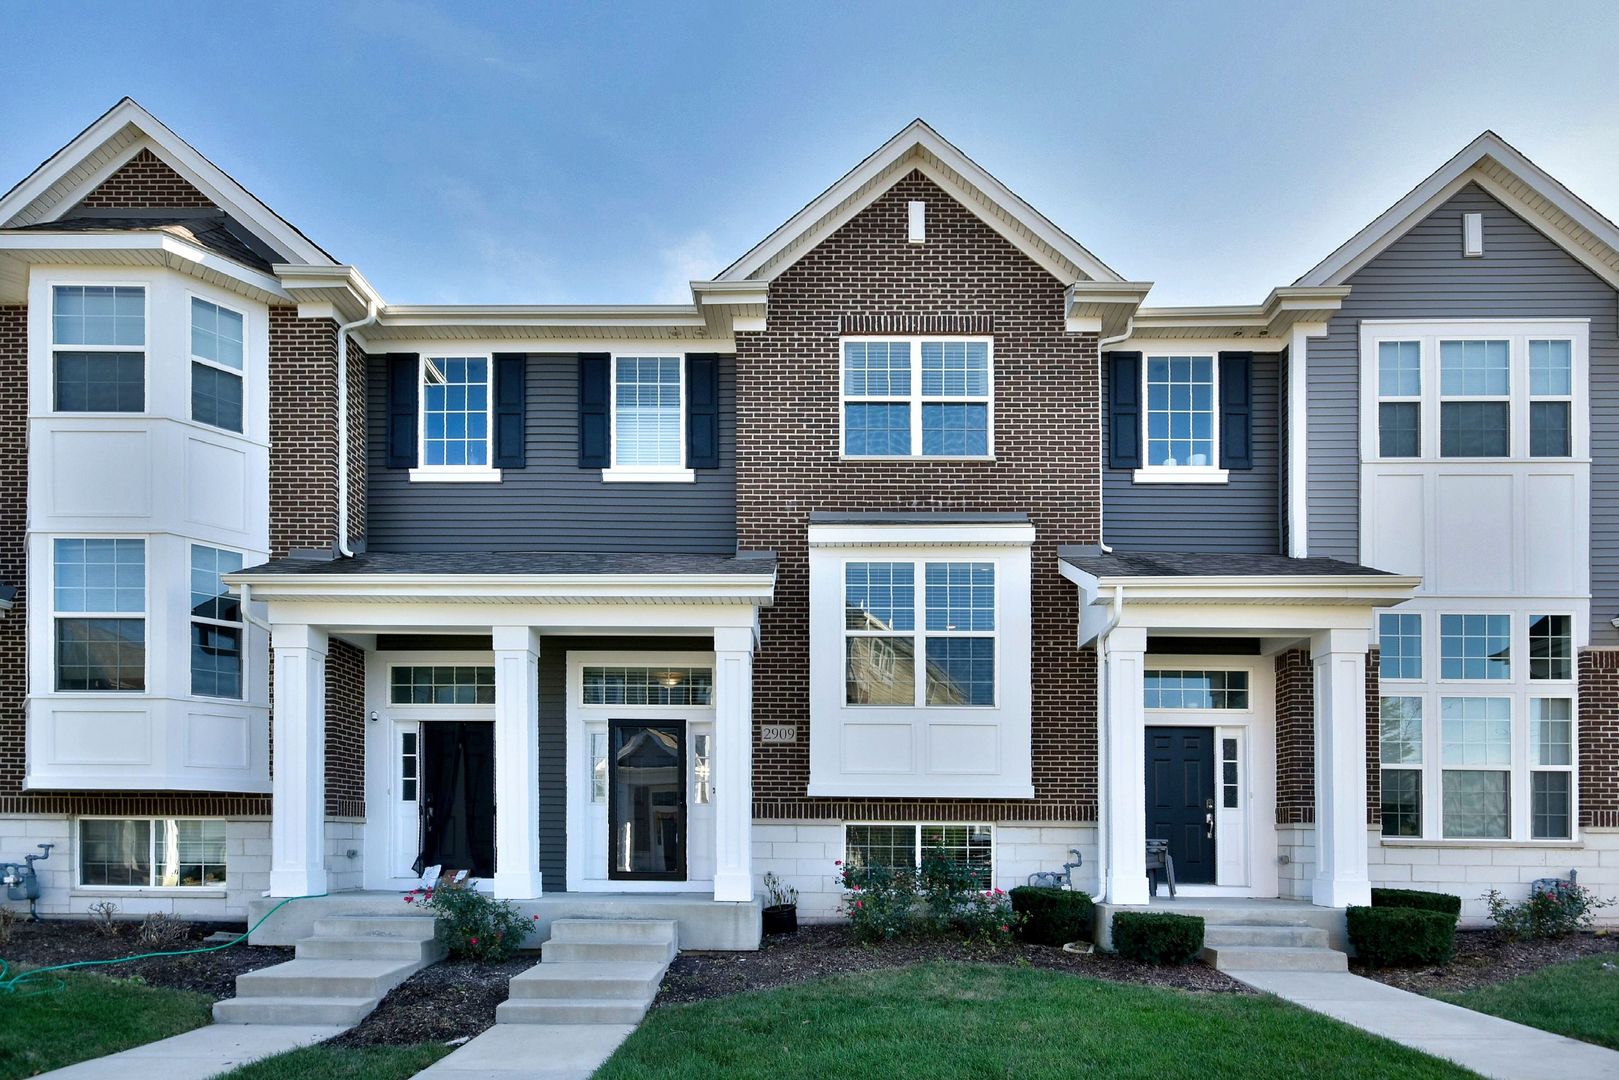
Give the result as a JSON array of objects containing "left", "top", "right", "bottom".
[
  {"left": 1440, "top": 695, "right": 1512, "bottom": 839},
  {"left": 189, "top": 295, "right": 245, "bottom": 433},
  {"left": 1439, "top": 613, "right": 1511, "bottom": 681},
  {"left": 400, "top": 730, "right": 419, "bottom": 802},
  {"left": 412, "top": 355, "right": 498, "bottom": 482},
  {"left": 79, "top": 818, "right": 226, "bottom": 888},
  {"left": 1361, "top": 321, "right": 1587, "bottom": 462},
  {"left": 1143, "top": 670, "right": 1248, "bottom": 710},
  {"left": 1378, "top": 612, "right": 1422, "bottom": 680},
  {"left": 1530, "top": 697, "right": 1573, "bottom": 839},
  {"left": 843, "top": 822, "right": 994, "bottom": 889},
  {"left": 1142, "top": 354, "right": 1218, "bottom": 475},
  {"left": 582, "top": 666, "right": 712, "bottom": 706},
  {"left": 1529, "top": 614, "right": 1572, "bottom": 681},
  {"left": 52, "top": 284, "right": 145, "bottom": 413},
  {"left": 190, "top": 544, "right": 244, "bottom": 699},
  {"left": 389, "top": 665, "right": 495, "bottom": 705},
  {"left": 1380, "top": 696, "right": 1424, "bottom": 837},
  {"left": 53, "top": 538, "right": 146, "bottom": 692},
  {"left": 840, "top": 338, "right": 993, "bottom": 459},
  {"left": 843, "top": 559, "right": 996, "bottom": 707},
  {"left": 604, "top": 354, "right": 689, "bottom": 481}
]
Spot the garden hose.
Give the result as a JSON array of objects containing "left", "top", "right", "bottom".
[{"left": 0, "top": 894, "right": 318, "bottom": 997}]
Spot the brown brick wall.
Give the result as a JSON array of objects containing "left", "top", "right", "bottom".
[
  {"left": 0, "top": 307, "right": 31, "bottom": 804},
  {"left": 269, "top": 310, "right": 367, "bottom": 556},
  {"left": 1579, "top": 648, "right": 1619, "bottom": 828},
  {"left": 1275, "top": 648, "right": 1314, "bottom": 825},
  {"left": 1366, "top": 647, "right": 1381, "bottom": 827},
  {"left": 324, "top": 640, "right": 366, "bottom": 818},
  {"left": 76, "top": 148, "right": 215, "bottom": 210},
  {"left": 737, "top": 170, "right": 1100, "bottom": 823}
]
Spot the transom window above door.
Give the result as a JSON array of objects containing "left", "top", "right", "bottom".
[
  {"left": 1144, "top": 670, "right": 1249, "bottom": 710},
  {"left": 841, "top": 338, "right": 992, "bottom": 458},
  {"left": 389, "top": 665, "right": 495, "bottom": 705}
]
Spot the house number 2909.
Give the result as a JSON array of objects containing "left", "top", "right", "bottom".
[{"left": 760, "top": 725, "right": 797, "bottom": 744}]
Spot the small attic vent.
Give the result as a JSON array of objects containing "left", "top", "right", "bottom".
[
  {"left": 1463, "top": 211, "right": 1484, "bottom": 257},
  {"left": 908, "top": 200, "right": 925, "bottom": 243}
]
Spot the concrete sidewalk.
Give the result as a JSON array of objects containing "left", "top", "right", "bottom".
[
  {"left": 34, "top": 1023, "right": 347, "bottom": 1079},
  {"left": 1233, "top": 969, "right": 1619, "bottom": 1079},
  {"left": 416, "top": 1024, "right": 636, "bottom": 1080}
]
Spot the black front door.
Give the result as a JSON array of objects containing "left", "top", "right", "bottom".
[
  {"left": 416, "top": 722, "right": 495, "bottom": 879},
  {"left": 608, "top": 719, "right": 686, "bottom": 881},
  {"left": 1145, "top": 726, "right": 1216, "bottom": 885}
]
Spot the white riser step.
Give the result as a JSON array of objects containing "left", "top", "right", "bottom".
[
  {"left": 1202, "top": 925, "right": 1330, "bottom": 949},
  {"left": 541, "top": 940, "right": 674, "bottom": 964},
  {"left": 497, "top": 998, "right": 651, "bottom": 1025},
  {"left": 1202, "top": 944, "right": 1348, "bottom": 972},
  {"left": 297, "top": 935, "right": 448, "bottom": 961},
  {"left": 547, "top": 918, "right": 678, "bottom": 946},
  {"left": 311, "top": 915, "right": 438, "bottom": 940},
  {"left": 213, "top": 994, "right": 380, "bottom": 1026},
  {"left": 509, "top": 961, "right": 665, "bottom": 1001}
]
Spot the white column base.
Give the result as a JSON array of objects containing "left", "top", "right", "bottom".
[
  {"left": 493, "top": 870, "right": 544, "bottom": 901},
  {"left": 270, "top": 867, "right": 328, "bottom": 898},
  {"left": 1311, "top": 875, "right": 1371, "bottom": 909},
  {"left": 713, "top": 870, "right": 753, "bottom": 903}
]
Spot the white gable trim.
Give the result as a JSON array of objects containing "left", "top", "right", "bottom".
[
  {"left": 1296, "top": 131, "right": 1619, "bottom": 290},
  {"left": 0, "top": 98, "right": 334, "bottom": 267},
  {"left": 716, "top": 120, "right": 1120, "bottom": 286}
]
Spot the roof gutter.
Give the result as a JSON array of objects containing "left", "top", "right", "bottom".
[
  {"left": 335, "top": 299, "right": 379, "bottom": 558},
  {"left": 1092, "top": 582, "right": 1125, "bottom": 904}
]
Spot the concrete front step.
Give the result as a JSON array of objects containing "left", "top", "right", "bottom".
[
  {"left": 297, "top": 934, "right": 448, "bottom": 961},
  {"left": 233, "top": 957, "right": 425, "bottom": 1000},
  {"left": 1202, "top": 924, "right": 1330, "bottom": 949},
  {"left": 311, "top": 915, "right": 438, "bottom": 940},
  {"left": 509, "top": 961, "right": 666, "bottom": 1000},
  {"left": 213, "top": 994, "right": 381, "bottom": 1026},
  {"left": 541, "top": 939, "right": 675, "bottom": 964},
  {"left": 496, "top": 998, "right": 651, "bottom": 1025},
  {"left": 1202, "top": 944, "right": 1349, "bottom": 972},
  {"left": 546, "top": 918, "right": 678, "bottom": 946}
]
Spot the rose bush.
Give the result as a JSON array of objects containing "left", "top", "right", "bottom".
[{"left": 405, "top": 877, "right": 535, "bottom": 961}]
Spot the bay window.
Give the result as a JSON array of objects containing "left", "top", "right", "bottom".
[
  {"left": 844, "top": 560, "right": 995, "bottom": 707},
  {"left": 54, "top": 538, "right": 145, "bottom": 692},
  {"left": 52, "top": 285, "right": 145, "bottom": 413},
  {"left": 190, "top": 297, "right": 245, "bottom": 432},
  {"left": 1377, "top": 340, "right": 1421, "bottom": 457},
  {"left": 1528, "top": 340, "right": 1572, "bottom": 457},
  {"left": 1530, "top": 698, "right": 1573, "bottom": 839},
  {"left": 190, "top": 545, "right": 244, "bottom": 698},
  {"left": 1380, "top": 697, "right": 1423, "bottom": 837},
  {"left": 841, "top": 338, "right": 992, "bottom": 458}
]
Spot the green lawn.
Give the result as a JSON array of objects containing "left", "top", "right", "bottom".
[
  {"left": 597, "top": 962, "right": 1476, "bottom": 1080},
  {"left": 214, "top": 1043, "right": 452, "bottom": 1080},
  {"left": 0, "top": 970, "right": 213, "bottom": 1079},
  {"left": 1436, "top": 955, "right": 1619, "bottom": 1050}
]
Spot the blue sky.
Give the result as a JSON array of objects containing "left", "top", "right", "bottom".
[{"left": 5, "top": 2, "right": 1618, "bottom": 307}]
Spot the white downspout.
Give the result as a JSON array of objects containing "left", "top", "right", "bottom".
[
  {"left": 1095, "top": 318, "right": 1135, "bottom": 554},
  {"left": 335, "top": 301, "right": 380, "bottom": 558},
  {"left": 1091, "top": 582, "right": 1125, "bottom": 902}
]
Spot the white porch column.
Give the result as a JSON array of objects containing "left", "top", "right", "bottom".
[
  {"left": 270, "top": 624, "right": 328, "bottom": 897},
  {"left": 1102, "top": 626, "right": 1150, "bottom": 905},
  {"left": 712, "top": 625, "right": 755, "bottom": 903},
  {"left": 1311, "top": 627, "right": 1372, "bottom": 908},
  {"left": 492, "top": 626, "right": 544, "bottom": 899}
]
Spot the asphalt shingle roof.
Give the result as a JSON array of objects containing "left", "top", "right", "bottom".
[
  {"left": 238, "top": 550, "right": 777, "bottom": 578},
  {"left": 1059, "top": 548, "right": 1397, "bottom": 579}
]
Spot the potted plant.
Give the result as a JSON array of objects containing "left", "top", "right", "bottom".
[{"left": 762, "top": 871, "right": 798, "bottom": 935}]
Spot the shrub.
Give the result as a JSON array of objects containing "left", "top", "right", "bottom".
[
  {"left": 406, "top": 878, "right": 534, "bottom": 961},
  {"left": 1010, "top": 887, "right": 1094, "bottom": 946},
  {"left": 86, "top": 899, "right": 121, "bottom": 937},
  {"left": 839, "top": 860, "right": 919, "bottom": 943},
  {"left": 1112, "top": 912, "right": 1204, "bottom": 965},
  {"left": 0, "top": 906, "right": 17, "bottom": 946},
  {"left": 1347, "top": 905, "right": 1455, "bottom": 967},
  {"left": 1485, "top": 882, "right": 1615, "bottom": 941},
  {"left": 135, "top": 912, "right": 193, "bottom": 950},
  {"left": 1372, "top": 888, "right": 1462, "bottom": 916},
  {"left": 837, "top": 854, "right": 1015, "bottom": 945}
]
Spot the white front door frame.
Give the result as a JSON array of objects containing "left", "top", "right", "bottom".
[
  {"left": 1142, "top": 653, "right": 1278, "bottom": 898},
  {"left": 565, "top": 650, "right": 718, "bottom": 893}
]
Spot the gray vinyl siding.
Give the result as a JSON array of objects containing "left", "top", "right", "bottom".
[
  {"left": 1304, "top": 183, "right": 1619, "bottom": 642},
  {"left": 1102, "top": 351, "right": 1282, "bottom": 553},
  {"left": 366, "top": 353, "right": 737, "bottom": 554},
  {"left": 536, "top": 634, "right": 713, "bottom": 889}
]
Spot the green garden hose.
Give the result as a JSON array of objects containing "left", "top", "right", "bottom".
[{"left": 0, "top": 894, "right": 317, "bottom": 997}]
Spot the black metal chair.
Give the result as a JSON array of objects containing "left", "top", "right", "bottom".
[{"left": 1145, "top": 839, "right": 1177, "bottom": 898}]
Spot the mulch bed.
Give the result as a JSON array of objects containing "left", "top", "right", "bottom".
[
  {"left": 329, "top": 953, "right": 538, "bottom": 1048},
  {"left": 653, "top": 923, "right": 1248, "bottom": 1006},
  {"left": 1354, "top": 929, "right": 1619, "bottom": 994},
  {"left": 1, "top": 918, "right": 292, "bottom": 999}
]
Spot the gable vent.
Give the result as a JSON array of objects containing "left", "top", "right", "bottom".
[
  {"left": 908, "top": 200, "right": 926, "bottom": 243},
  {"left": 1463, "top": 211, "right": 1484, "bottom": 257}
]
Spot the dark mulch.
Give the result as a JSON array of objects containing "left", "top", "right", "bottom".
[
  {"left": 1, "top": 917, "right": 292, "bottom": 999},
  {"left": 328, "top": 953, "right": 538, "bottom": 1048},
  {"left": 653, "top": 923, "right": 1247, "bottom": 1006},
  {"left": 1354, "top": 929, "right": 1619, "bottom": 994}
]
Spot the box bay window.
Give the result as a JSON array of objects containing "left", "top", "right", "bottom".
[
  {"left": 841, "top": 338, "right": 992, "bottom": 458},
  {"left": 190, "top": 297, "right": 245, "bottom": 432},
  {"left": 190, "top": 545, "right": 244, "bottom": 698},
  {"left": 1439, "top": 340, "right": 1510, "bottom": 457},
  {"left": 1530, "top": 698, "right": 1573, "bottom": 839},
  {"left": 53, "top": 285, "right": 145, "bottom": 412},
  {"left": 54, "top": 538, "right": 145, "bottom": 692},
  {"left": 845, "top": 560, "right": 995, "bottom": 707}
]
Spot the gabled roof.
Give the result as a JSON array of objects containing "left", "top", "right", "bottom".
[
  {"left": 0, "top": 97, "right": 335, "bottom": 267},
  {"left": 1296, "top": 130, "right": 1619, "bottom": 290},
  {"left": 714, "top": 119, "right": 1121, "bottom": 286}
]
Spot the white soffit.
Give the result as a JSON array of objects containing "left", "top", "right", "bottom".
[
  {"left": 0, "top": 97, "right": 335, "bottom": 267},
  {"left": 716, "top": 119, "right": 1122, "bottom": 287},
  {"left": 1296, "top": 130, "right": 1619, "bottom": 290}
]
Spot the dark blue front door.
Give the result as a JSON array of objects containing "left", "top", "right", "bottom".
[{"left": 1145, "top": 727, "right": 1216, "bottom": 884}]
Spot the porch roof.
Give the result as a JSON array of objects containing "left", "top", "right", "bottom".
[{"left": 1058, "top": 548, "right": 1398, "bottom": 581}]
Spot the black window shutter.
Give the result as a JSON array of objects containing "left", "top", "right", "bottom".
[
  {"left": 385, "top": 353, "right": 419, "bottom": 469},
  {"left": 577, "top": 353, "right": 610, "bottom": 468},
  {"left": 1106, "top": 351, "right": 1142, "bottom": 469},
  {"left": 1219, "top": 351, "right": 1254, "bottom": 470},
  {"left": 686, "top": 353, "right": 720, "bottom": 470},
  {"left": 492, "top": 353, "right": 526, "bottom": 469}
]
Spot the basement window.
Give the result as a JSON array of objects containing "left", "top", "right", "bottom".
[{"left": 79, "top": 818, "right": 226, "bottom": 888}]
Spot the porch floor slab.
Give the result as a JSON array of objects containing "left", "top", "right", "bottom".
[
  {"left": 415, "top": 1023, "right": 636, "bottom": 1080},
  {"left": 1234, "top": 970, "right": 1619, "bottom": 1080}
]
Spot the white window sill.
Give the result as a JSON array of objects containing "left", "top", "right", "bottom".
[
  {"left": 1133, "top": 466, "right": 1229, "bottom": 485},
  {"left": 408, "top": 467, "right": 503, "bottom": 484},
  {"left": 839, "top": 454, "right": 996, "bottom": 463},
  {"left": 71, "top": 887, "right": 229, "bottom": 898},
  {"left": 601, "top": 467, "right": 695, "bottom": 484},
  {"left": 1379, "top": 838, "right": 1583, "bottom": 849}
]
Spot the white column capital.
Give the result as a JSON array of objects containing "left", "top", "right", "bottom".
[
  {"left": 491, "top": 625, "right": 541, "bottom": 656},
  {"left": 713, "top": 624, "right": 756, "bottom": 656},
  {"left": 1106, "top": 625, "right": 1148, "bottom": 654},
  {"left": 1311, "top": 626, "right": 1371, "bottom": 658},
  {"left": 271, "top": 622, "right": 329, "bottom": 654}
]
